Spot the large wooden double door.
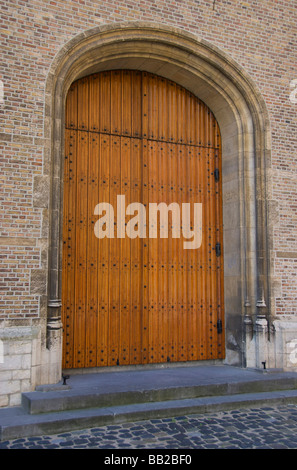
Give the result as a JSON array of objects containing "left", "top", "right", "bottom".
[{"left": 62, "top": 70, "right": 225, "bottom": 369}]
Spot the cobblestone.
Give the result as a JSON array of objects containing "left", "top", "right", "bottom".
[{"left": 1, "top": 404, "right": 297, "bottom": 449}]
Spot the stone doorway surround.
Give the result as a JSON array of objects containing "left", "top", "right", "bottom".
[{"left": 27, "top": 22, "right": 295, "bottom": 390}]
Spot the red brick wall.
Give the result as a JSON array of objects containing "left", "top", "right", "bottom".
[{"left": 0, "top": 0, "right": 297, "bottom": 319}]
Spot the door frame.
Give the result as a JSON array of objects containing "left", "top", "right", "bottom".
[{"left": 44, "top": 22, "right": 272, "bottom": 372}]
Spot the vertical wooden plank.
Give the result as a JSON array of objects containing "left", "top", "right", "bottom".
[
  {"left": 77, "top": 77, "right": 89, "bottom": 131},
  {"left": 191, "top": 93, "right": 200, "bottom": 361},
  {"left": 167, "top": 142, "right": 174, "bottom": 362},
  {"left": 148, "top": 84, "right": 157, "bottom": 362},
  {"left": 205, "top": 107, "right": 210, "bottom": 148},
  {"left": 142, "top": 72, "right": 149, "bottom": 141},
  {"left": 122, "top": 71, "right": 132, "bottom": 137},
  {"left": 131, "top": 71, "right": 142, "bottom": 138},
  {"left": 147, "top": 73, "right": 153, "bottom": 140},
  {"left": 129, "top": 138, "right": 143, "bottom": 364},
  {"left": 188, "top": 95, "right": 194, "bottom": 146},
  {"left": 197, "top": 145, "right": 205, "bottom": 359},
  {"left": 142, "top": 138, "right": 149, "bottom": 363},
  {"left": 186, "top": 143, "right": 198, "bottom": 361},
  {"left": 173, "top": 142, "right": 180, "bottom": 363},
  {"left": 158, "top": 76, "right": 167, "bottom": 142},
  {"left": 204, "top": 145, "right": 212, "bottom": 359},
  {"left": 178, "top": 142, "right": 188, "bottom": 362},
  {"left": 108, "top": 135, "right": 121, "bottom": 365},
  {"left": 168, "top": 80, "right": 177, "bottom": 143},
  {"left": 202, "top": 146, "right": 208, "bottom": 362},
  {"left": 193, "top": 98, "right": 199, "bottom": 147},
  {"left": 209, "top": 111, "right": 216, "bottom": 149},
  {"left": 209, "top": 145, "right": 217, "bottom": 359},
  {"left": 97, "top": 134, "right": 110, "bottom": 367},
  {"left": 198, "top": 102, "right": 205, "bottom": 147},
  {"left": 110, "top": 70, "right": 122, "bottom": 135},
  {"left": 98, "top": 71, "right": 111, "bottom": 366},
  {"left": 148, "top": 73, "right": 158, "bottom": 141},
  {"left": 202, "top": 144, "right": 209, "bottom": 358},
  {"left": 119, "top": 136, "right": 131, "bottom": 365},
  {"left": 62, "top": 130, "right": 70, "bottom": 368},
  {"left": 168, "top": 143, "right": 179, "bottom": 362},
  {"left": 208, "top": 146, "right": 216, "bottom": 359},
  {"left": 205, "top": 103, "right": 210, "bottom": 148},
  {"left": 169, "top": 94, "right": 178, "bottom": 362},
  {"left": 67, "top": 129, "right": 78, "bottom": 368},
  {"left": 65, "top": 82, "right": 78, "bottom": 130},
  {"left": 184, "top": 96, "right": 195, "bottom": 359},
  {"left": 184, "top": 91, "right": 191, "bottom": 145},
  {"left": 176, "top": 86, "right": 184, "bottom": 144},
  {"left": 89, "top": 74, "right": 100, "bottom": 132},
  {"left": 164, "top": 141, "right": 170, "bottom": 364},
  {"left": 85, "top": 132, "right": 100, "bottom": 367},
  {"left": 215, "top": 119, "right": 221, "bottom": 150},
  {"left": 215, "top": 141, "right": 225, "bottom": 359},
  {"left": 99, "top": 71, "right": 111, "bottom": 134},
  {"left": 195, "top": 145, "right": 202, "bottom": 360},
  {"left": 176, "top": 142, "right": 182, "bottom": 361},
  {"left": 62, "top": 129, "right": 77, "bottom": 368},
  {"left": 157, "top": 141, "right": 168, "bottom": 362},
  {"left": 148, "top": 139, "right": 159, "bottom": 363},
  {"left": 141, "top": 72, "right": 149, "bottom": 364},
  {"left": 184, "top": 142, "right": 190, "bottom": 362},
  {"left": 73, "top": 130, "right": 89, "bottom": 368}
]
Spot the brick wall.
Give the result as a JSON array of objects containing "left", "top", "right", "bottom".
[{"left": 0, "top": 0, "right": 297, "bottom": 320}]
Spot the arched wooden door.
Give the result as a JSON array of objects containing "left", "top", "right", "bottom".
[{"left": 62, "top": 70, "right": 225, "bottom": 369}]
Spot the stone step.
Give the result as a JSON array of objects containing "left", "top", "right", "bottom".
[
  {"left": 21, "top": 365, "right": 297, "bottom": 415},
  {"left": 2, "top": 389, "right": 297, "bottom": 441},
  {"left": 2, "top": 365, "right": 297, "bottom": 441},
  {"left": 22, "top": 374, "right": 297, "bottom": 415}
]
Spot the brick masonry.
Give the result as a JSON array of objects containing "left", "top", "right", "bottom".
[
  {"left": 0, "top": 0, "right": 297, "bottom": 404},
  {"left": 1, "top": 0, "right": 297, "bottom": 319}
]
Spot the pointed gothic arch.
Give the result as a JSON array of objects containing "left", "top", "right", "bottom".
[{"left": 44, "top": 22, "right": 272, "bottom": 376}]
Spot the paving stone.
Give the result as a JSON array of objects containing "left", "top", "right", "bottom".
[{"left": 1, "top": 404, "right": 297, "bottom": 449}]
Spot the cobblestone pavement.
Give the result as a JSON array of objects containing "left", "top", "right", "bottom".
[{"left": 1, "top": 404, "right": 297, "bottom": 449}]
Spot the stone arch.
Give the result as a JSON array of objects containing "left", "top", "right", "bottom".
[{"left": 44, "top": 22, "right": 272, "bottom": 374}]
